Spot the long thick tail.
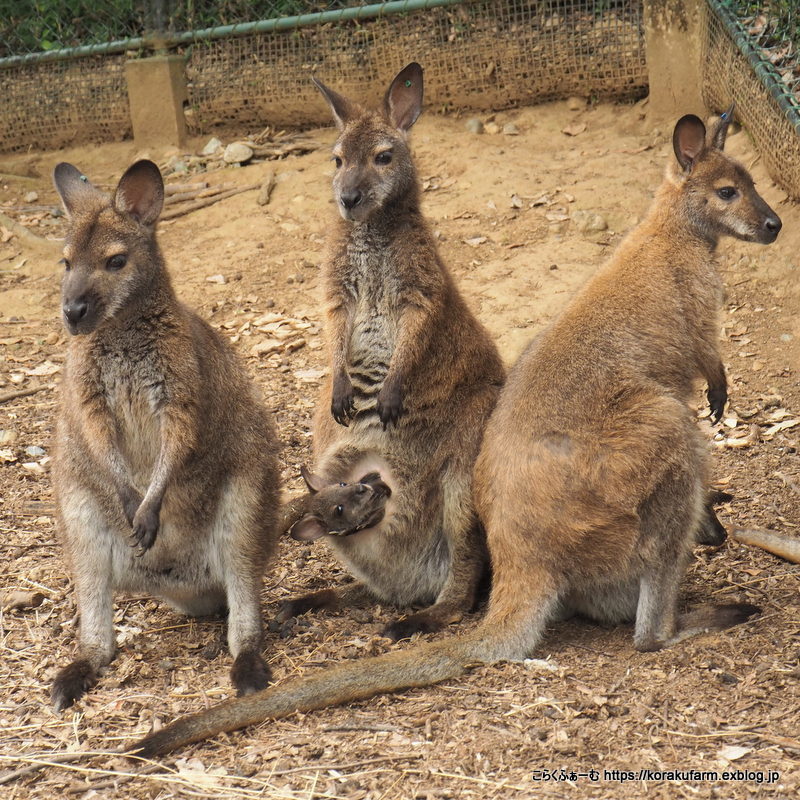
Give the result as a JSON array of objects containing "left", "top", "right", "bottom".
[{"left": 130, "top": 633, "right": 486, "bottom": 758}]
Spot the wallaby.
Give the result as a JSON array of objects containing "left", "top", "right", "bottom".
[
  {"left": 285, "top": 468, "right": 392, "bottom": 540},
  {"left": 277, "top": 63, "right": 505, "bottom": 641},
  {"left": 130, "top": 109, "right": 777, "bottom": 757},
  {"left": 50, "top": 160, "right": 281, "bottom": 710}
]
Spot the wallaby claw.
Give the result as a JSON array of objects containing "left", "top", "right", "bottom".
[
  {"left": 707, "top": 385, "right": 727, "bottom": 424},
  {"left": 131, "top": 503, "right": 160, "bottom": 552},
  {"left": 331, "top": 374, "right": 356, "bottom": 426},
  {"left": 377, "top": 382, "right": 403, "bottom": 428}
]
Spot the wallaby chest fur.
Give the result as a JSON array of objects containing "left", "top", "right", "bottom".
[{"left": 51, "top": 160, "right": 281, "bottom": 710}]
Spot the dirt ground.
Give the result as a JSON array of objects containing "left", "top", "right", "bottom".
[{"left": 0, "top": 96, "right": 798, "bottom": 799}]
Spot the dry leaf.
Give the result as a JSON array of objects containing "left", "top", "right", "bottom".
[
  {"left": 718, "top": 745, "right": 751, "bottom": 762},
  {"left": 762, "top": 419, "right": 799, "bottom": 438},
  {"left": 22, "top": 360, "right": 60, "bottom": 376},
  {"left": 464, "top": 236, "right": 487, "bottom": 247}
]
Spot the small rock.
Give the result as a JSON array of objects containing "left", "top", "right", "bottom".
[
  {"left": 0, "top": 430, "right": 17, "bottom": 445},
  {"left": 485, "top": 122, "right": 500, "bottom": 135},
  {"left": 566, "top": 96, "right": 587, "bottom": 111},
  {"left": 562, "top": 122, "right": 587, "bottom": 137},
  {"left": 465, "top": 118, "right": 484, "bottom": 134},
  {"left": 206, "top": 274, "right": 226, "bottom": 284},
  {"left": 44, "top": 331, "right": 59, "bottom": 345},
  {"left": 21, "top": 462, "right": 45, "bottom": 474},
  {"left": 201, "top": 137, "right": 223, "bottom": 156},
  {"left": 572, "top": 209, "right": 608, "bottom": 234},
  {"left": 167, "top": 157, "right": 188, "bottom": 174},
  {"left": 350, "top": 608, "right": 373, "bottom": 624},
  {"left": 510, "top": 194, "right": 523, "bottom": 209},
  {"left": 23, "top": 191, "right": 39, "bottom": 203},
  {"left": 223, "top": 142, "right": 254, "bottom": 165},
  {"left": 24, "top": 445, "right": 46, "bottom": 457},
  {"left": 502, "top": 123, "right": 519, "bottom": 135},
  {"left": 780, "top": 333, "right": 793, "bottom": 342}
]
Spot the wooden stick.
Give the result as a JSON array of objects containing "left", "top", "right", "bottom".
[
  {"left": 0, "top": 212, "right": 59, "bottom": 251},
  {"left": 160, "top": 184, "right": 259, "bottom": 221},
  {"left": 731, "top": 528, "right": 800, "bottom": 564},
  {"left": 0, "top": 383, "right": 52, "bottom": 404},
  {"left": 164, "top": 181, "right": 208, "bottom": 195},
  {"left": 164, "top": 183, "right": 242, "bottom": 206}
]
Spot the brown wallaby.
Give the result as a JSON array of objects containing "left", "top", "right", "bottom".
[
  {"left": 277, "top": 63, "right": 505, "bottom": 641},
  {"left": 285, "top": 468, "right": 392, "bottom": 540},
  {"left": 50, "top": 160, "right": 281, "bottom": 710},
  {"left": 130, "top": 109, "right": 777, "bottom": 757}
]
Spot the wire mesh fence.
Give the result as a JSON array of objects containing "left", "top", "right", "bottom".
[
  {"left": 702, "top": 0, "right": 800, "bottom": 198},
  {"left": 0, "top": 2, "right": 358, "bottom": 57},
  {"left": 0, "top": 1, "right": 648, "bottom": 152}
]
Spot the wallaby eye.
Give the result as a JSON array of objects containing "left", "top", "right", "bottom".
[
  {"left": 338, "top": 482, "right": 347, "bottom": 487},
  {"left": 375, "top": 151, "right": 392, "bottom": 165},
  {"left": 106, "top": 254, "right": 127, "bottom": 271},
  {"left": 333, "top": 156, "right": 342, "bottom": 169},
  {"left": 717, "top": 186, "right": 737, "bottom": 201},
  {"left": 335, "top": 505, "right": 344, "bottom": 516},
  {"left": 60, "top": 258, "right": 71, "bottom": 271}
]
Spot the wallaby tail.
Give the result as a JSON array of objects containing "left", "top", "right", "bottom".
[
  {"left": 670, "top": 602, "right": 760, "bottom": 646},
  {"left": 731, "top": 527, "right": 800, "bottom": 564},
  {"left": 130, "top": 633, "right": 486, "bottom": 758}
]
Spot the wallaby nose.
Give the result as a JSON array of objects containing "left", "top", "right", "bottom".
[
  {"left": 765, "top": 215, "right": 782, "bottom": 236},
  {"left": 63, "top": 299, "right": 88, "bottom": 325},
  {"left": 340, "top": 190, "right": 362, "bottom": 210},
  {"left": 355, "top": 484, "right": 368, "bottom": 495}
]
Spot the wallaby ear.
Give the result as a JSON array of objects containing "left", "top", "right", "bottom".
[
  {"left": 112, "top": 160, "right": 164, "bottom": 226},
  {"left": 383, "top": 62, "right": 423, "bottom": 132},
  {"left": 312, "top": 76, "right": 356, "bottom": 130},
  {"left": 709, "top": 103, "right": 735, "bottom": 151},
  {"left": 53, "top": 163, "right": 98, "bottom": 219},
  {"left": 672, "top": 114, "right": 707, "bottom": 172},
  {"left": 300, "top": 465, "right": 330, "bottom": 494},
  {"left": 289, "top": 515, "right": 328, "bottom": 542}
]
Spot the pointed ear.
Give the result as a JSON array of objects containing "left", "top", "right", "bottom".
[
  {"left": 709, "top": 103, "right": 735, "bottom": 150},
  {"left": 383, "top": 62, "right": 423, "bottom": 132},
  {"left": 312, "top": 76, "right": 356, "bottom": 130},
  {"left": 289, "top": 515, "right": 328, "bottom": 542},
  {"left": 112, "top": 160, "right": 164, "bottom": 225},
  {"left": 53, "top": 163, "right": 99, "bottom": 219},
  {"left": 300, "top": 465, "right": 329, "bottom": 494},
  {"left": 672, "top": 114, "right": 707, "bottom": 172}
]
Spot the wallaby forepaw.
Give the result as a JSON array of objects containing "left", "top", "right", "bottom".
[
  {"left": 231, "top": 651, "right": 271, "bottom": 695},
  {"left": 331, "top": 373, "right": 356, "bottom": 426},
  {"left": 707, "top": 386, "right": 727, "bottom": 424},
  {"left": 120, "top": 486, "right": 144, "bottom": 526},
  {"left": 52, "top": 659, "right": 98, "bottom": 710},
  {"left": 131, "top": 503, "right": 160, "bottom": 552},
  {"left": 382, "top": 613, "right": 444, "bottom": 642},
  {"left": 377, "top": 382, "right": 404, "bottom": 428}
]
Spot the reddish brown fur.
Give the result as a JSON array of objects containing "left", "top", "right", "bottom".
[
  {"left": 51, "top": 161, "right": 281, "bottom": 710},
  {"left": 280, "top": 64, "right": 505, "bottom": 640},
  {"left": 131, "top": 111, "right": 773, "bottom": 757}
]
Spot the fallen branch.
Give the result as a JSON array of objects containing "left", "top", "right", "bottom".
[
  {"left": 0, "top": 212, "right": 59, "bottom": 251},
  {"left": 0, "top": 383, "right": 53, "bottom": 404},
  {"left": 164, "top": 183, "right": 242, "bottom": 206},
  {"left": 731, "top": 528, "right": 800, "bottom": 564},
  {"left": 164, "top": 180, "right": 208, "bottom": 196},
  {"left": 160, "top": 184, "right": 259, "bottom": 221}
]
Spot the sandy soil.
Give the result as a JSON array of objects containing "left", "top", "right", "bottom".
[{"left": 0, "top": 97, "right": 798, "bottom": 799}]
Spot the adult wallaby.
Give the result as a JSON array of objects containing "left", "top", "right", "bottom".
[
  {"left": 50, "top": 160, "right": 280, "bottom": 710},
  {"left": 131, "top": 109, "right": 777, "bottom": 757},
  {"left": 278, "top": 63, "right": 505, "bottom": 641}
]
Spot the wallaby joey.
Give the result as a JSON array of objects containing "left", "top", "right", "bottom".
[
  {"left": 287, "top": 468, "right": 392, "bottom": 540},
  {"left": 130, "top": 109, "right": 774, "bottom": 758},
  {"left": 278, "top": 63, "right": 505, "bottom": 641},
  {"left": 50, "top": 160, "right": 280, "bottom": 710}
]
